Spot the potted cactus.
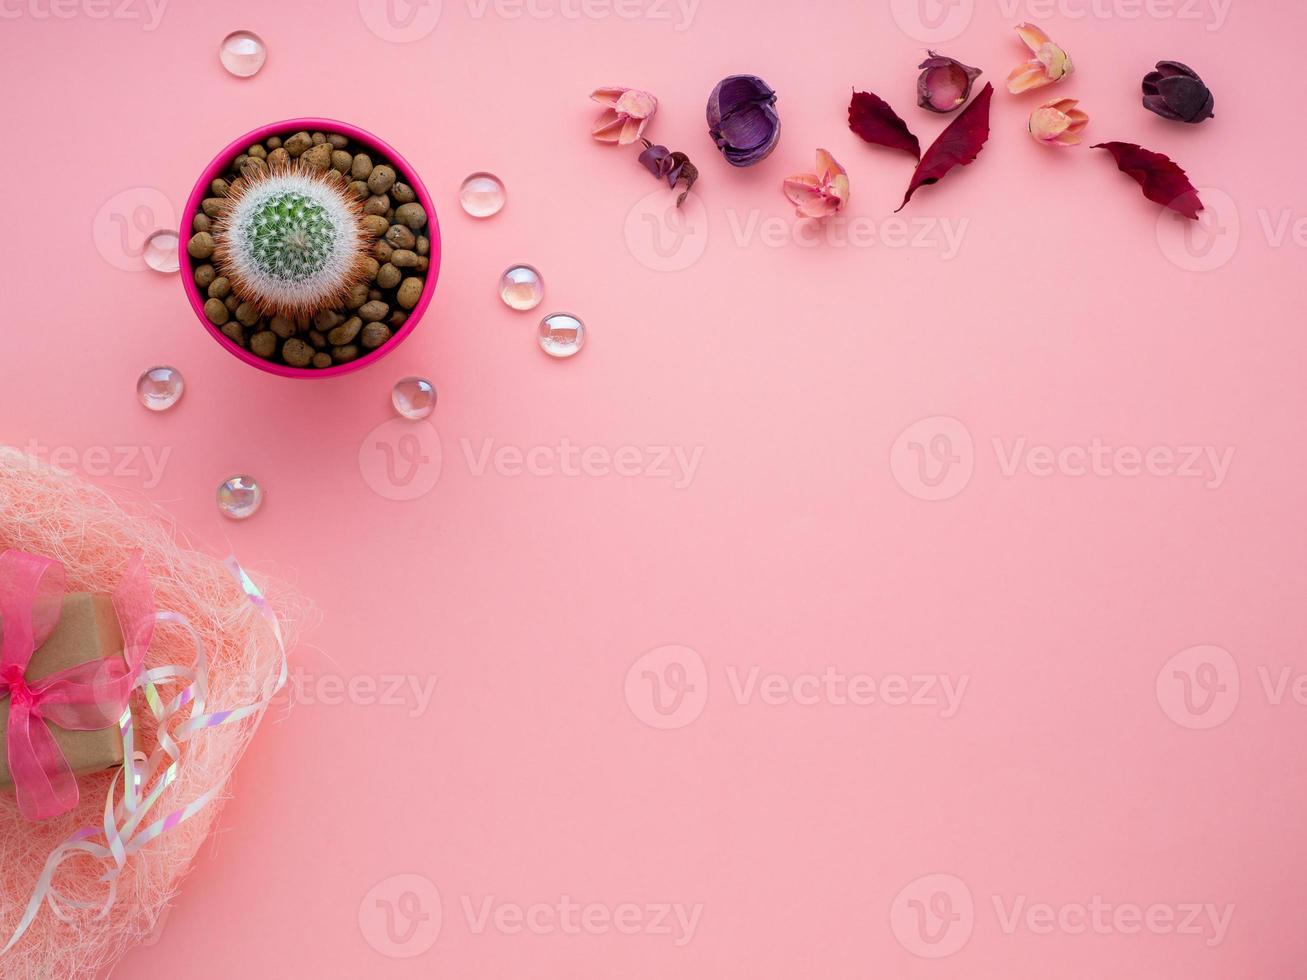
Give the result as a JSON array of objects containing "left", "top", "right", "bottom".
[{"left": 181, "top": 118, "right": 439, "bottom": 377}]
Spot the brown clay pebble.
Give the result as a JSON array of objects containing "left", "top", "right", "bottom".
[
  {"left": 347, "top": 180, "right": 369, "bottom": 201},
  {"left": 266, "top": 136, "right": 282, "bottom": 149},
  {"left": 236, "top": 302, "right": 260, "bottom": 327},
  {"left": 359, "top": 300, "right": 389, "bottom": 322},
  {"left": 416, "top": 256, "right": 429, "bottom": 273},
  {"left": 234, "top": 154, "right": 249, "bottom": 170},
  {"left": 361, "top": 323, "right": 392, "bottom": 349},
  {"left": 361, "top": 214, "right": 390, "bottom": 238},
  {"left": 397, "top": 277, "right": 423, "bottom": 309},
  {"left": 308, "top": 330, "right": 327, "bottom": 349},
  {"left": 268, "top": 147, "right": 290, "bottom": 168},
  {"left": 194, "top": 264, "right": 216, "bottom": 289},
  {"left": 416, "top": 236, "right": 429, "bottom": 256},
  {"left": 394, "top": 203, "right": 427, "bottom": 229},
  {"left": 372, "top": 241, "right": 394, "bottom": 263},
  {"left": 203, "top": 298, "right": 229, "bottom": 325},
  {"left": 201, "top": 198, "right": 226, "bottom": 218},
  {"left": 391, "top": 249, "right": 418, "bottom": 269},
  {"left": 346, "top": 283, "right": 370, "bottom": 309},
  {"left": 332, "top": 344, "right": 360, "bottom": 363},
  {"left": 282, "top": 339, "right": 313, "bottom": 367},
  {"left": 250, "top": 331, "right": 277, "bottom": 358},
  {"left": 241, "top": 157, "right": 268, "bottom": 179},
  {"left": 350, "top": 154, "right": 373, "bottom": 180},
  {"left": 224, "top": 294, "right": 241, "bottom": 312},
  {"left": 391, "top": 182, "right": 416, "bottom": 204},
  {"left": 361, "top": 256, "right": 380, "bottom": 280},
  {"left": 247, "top": 144, "right": 267, "bottom": 159},
  {"left": 389, "top": 311, "right": 408, "bottom": 328},
  {"left": 363, "top": 194, "right": 389, "bottom": 216},
  {"left": 376, "top": 263, "right": 402, "bottom": 289},
  {"left": 187, "top": 232, "right": 215, "bottom": 259},
  {"left": 192, "top": 213, "right": 210, "bottom": 233},
  {"left": 327, "top": 133, "right": 349, "bottom": 149},
  {"left": 328, "top": 317, "right": 362, "bottom": 345},
  {"left": 311, "top": 132, "right": 326, "bottom": 145},
  {"left": 314, "top": 309, "right": 343, "bottom": 331},
  {"left": 207, "top": 276, "right": 231, "bottom": 299},
  {"left": 301, "top": 143, "right": 332, "bottom": 171},
  {"left": 284, "top": 132, "right": 312, "bottom": 156},
  {"left": 367, "top": 165, "right": 396, "bottom": 195},
  {"left": 270, "top": 315, "right": 295, "bottom": 338},
  {"left": 210, "top": 178, "right": 230, "bottom": 197},
  {"left": 369, "top": 288, "right": 383, "bottom": 301},
  {"left": 385, "top": 224, "right": 415, "bottom": 250},
  {"left": 330, "top": 150, "right": 353, "bottom": 173},
  {"left": 221, "top": 322, "right": 245, "bottom": 346},
  {"left": 312, "top": 352, "right": 333, "bottom": 368}
]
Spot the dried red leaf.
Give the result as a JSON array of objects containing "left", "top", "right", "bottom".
[
  {"left": 848, "top": 90, "right": 920, "bottom": 159},
  {"left": 897, "top": 82, "right": 993, "bottom": 212},
  {"left": 1092, "top": 141, "right": 1203, "bottom": 220}
]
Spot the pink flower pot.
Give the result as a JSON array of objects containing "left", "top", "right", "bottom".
[{"left": 181, "top": 117, "right": 440, "bottom": 379}]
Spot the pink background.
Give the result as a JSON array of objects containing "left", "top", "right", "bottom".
[{"left": 2, "top": 0, "right": 1306, "bottom": 977}]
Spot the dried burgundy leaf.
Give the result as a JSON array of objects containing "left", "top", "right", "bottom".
[
  {"left": 848, "top": 90, "right": 920, "bottom": 158},
  {"left": 1092, "top": 141, "right": 1203, "bottom": 219},
  {"left": 897, "top": 82, "right": 993, "bottom": 212},
  {"left": 917, "top": 52, "right": 982, "bottom": 113},
  {"left": 1142, "top": 61, "right": 1214, "bottom": 124}
]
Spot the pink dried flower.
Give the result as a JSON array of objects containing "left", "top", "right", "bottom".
[
  {"left": 1028, "top": 98, "right": 1088, "bottom": 146},
  {"left": 590, "top": 87, "right": 658, "bottom": 144},
  {"left": 782, "top": 149, "right": 849, "bottom": 219},
  {"left": 1006, "top": 23, "right": 1073, "bottom": 94}
]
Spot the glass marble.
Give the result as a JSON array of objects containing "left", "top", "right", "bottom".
[
  {"left": 220, "top": 30, "right": 267, "bottom": 78},
  {"left": 217, "top": 475, "right": 263, "bottom": 519},
  {"left": 499, "top": 265, "right": 544, "bottom": 311},
  {"left": 136, "top": 366, "right": 185, "bottom": 411},
  {"left": 538, "top": 313, "right": 585, "bottom": 358},
  {"left": 459, "top": 172, "right": 506, "bottom": 218},
  {"left": 391, "top": 377, "right": 436, "bottom": 419},
  {"left": 142, "top": 229, "right": 180, "bottom": 273}
]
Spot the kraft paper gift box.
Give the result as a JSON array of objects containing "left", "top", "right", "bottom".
[{"left": 0, "top": 592, "right": 126, "bottom": 789}]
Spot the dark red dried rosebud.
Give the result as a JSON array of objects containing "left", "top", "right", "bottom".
[
  {"left": 1142, "top": 61, "right": 1214, "bottom": 124},
  {"left": 917, "top": 51, "right": 983, "bottom": 113},
  {"left": 638, "top": 140, "right": 698, "bottom": 207}
]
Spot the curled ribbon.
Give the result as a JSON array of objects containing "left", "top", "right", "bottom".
[
  {"left": 1, "top": 556, "right": 286, "bottom": 956},
  {"left": 0, "top": 551, "right": 154, "bottom": 822}
]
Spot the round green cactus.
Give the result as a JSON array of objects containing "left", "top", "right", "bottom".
[{"left": 212, "top": 163, "right": 371, "bottom": 318}]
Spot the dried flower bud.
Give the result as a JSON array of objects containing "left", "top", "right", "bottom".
[
  {"left": 707, "top": 74, "right": 781, "bottom": 167},
  {"left": 1142, "top": 61, "right": 1214, "bottom": 124},
  {"left": 917, "top": 51, "right": 983, "bottom": 112}
]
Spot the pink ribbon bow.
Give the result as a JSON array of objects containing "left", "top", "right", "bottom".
[{"left": 0, "top": 550, "right": 154, "bottom": 821}]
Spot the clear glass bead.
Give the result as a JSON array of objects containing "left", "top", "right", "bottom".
[
  {"left": 499, "top": 265, "right": 543, "bottom": 311},
  {"left": 391, "top": 377, "right": 436, "bottom": 420},
  {"left": 217, "top": 475, "right": 263, "bottom": 519},
  {"left": 136, "top": 366, "right": 184, "bottom": 411},
  {"left": 220, "top": 30, "right": 267, "bottom": 78},
  {"left": 459, "top": 172, "right": 506, "bottom": 218},
  {"left": 538, "top": 313, "right": 585, "bottom": 358}
]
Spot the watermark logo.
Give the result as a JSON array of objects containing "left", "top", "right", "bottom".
[
  {"left": 890, "top": 873, "right": 974, "bottom": 958},
  {"left": 19, "top": 439, "right": 172, "bottom": 489},
  {"left": 624, "top": 189, "right": 709, "bottom": 273},
  {"left": 462, "top": 896, "right": 703, "bottom": 945},
  {"left": 890, "top": 416, "right": 975, "bottom": 501},
  {"left": 359, "top": 873, "right": 443, "bottom": 958},
  {"left": 997, "top": 0, "right": 1231, "bottom": 30},
  {"left": 359, "top": 418, "right": 443, "bottom": 500},
  {"left": 625, "top": 645, "right": 709, "bottom": 730},
  {"left": 1157, "top": 187, "right": 1239, "bottom": 272},
  {"left": 358, "top": 0, "right": 442, "bottom": 40},
  {"left": 890, "top": 0, "right": 973, "bottom": 42},
  {"left": 0, "top": 0, "right": 167, "bottom": 29},
  {"left": 461, "top": 437, "right": 702, "bottom": 488},
  {"left": 1156, "top": 645, "right": 1239, "bottom": 729},
  {"left": 725, "top": 667, "right": 968, "bottom": 717},
  {"left": 725, "top": 212, "right": 968, "bottom": 257},
  {"left": 992, "top": 895, "right": 1232, "bottom": 945},
  {"left": 92, "top": 187, "right": 176, "bottom": 272}
]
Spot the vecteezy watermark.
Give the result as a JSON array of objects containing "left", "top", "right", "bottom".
[
  {"left": 1156, "top": 645, "right": 1239, "bottom": 729},
  {"left": 461, "top": 438, "right": 703, "bottom": 489},
  {"left": 1158, "top": 187, "right": 1307, "bottom": 273},
  {"left": 890, "top": 416, "right": 1236, "bottom": 501},
  {"left": 889, "top": 0, "right": 974, "bottom": 43},
  {"left": 461, "top": 896, "right": 703, "bottom": 946},
  {"left": 0, "top": 0, "right": 167, "bottom": 29},
  {"left": 18, "top": 438, "right": 172, "bottom": 489},
  {"left": 623, "top": 192, "right": 968, "bottom": 273},
  {"left": 235, "top": 667, "right": 439, "bottom": 719},
  {"left": 997, "top": 0, "right": 1231, "bottom": 30},
  {"left": 359, "top": 874, "right": 443, "bottom": 958},
  {"left": 92, "top": 186, "right": 177, "bottom": 271},
  {"left": 359, "top": 417, "right": 443, "bottom": 500},
  {"left": 890, "top": 872, "right": 1234, "bottom": 958},
  {"left": 359, "top": 0, "right": 696, "bottom": 40},
  {"left": 624, "top": 646, "right": 968, "bottom": 729}
]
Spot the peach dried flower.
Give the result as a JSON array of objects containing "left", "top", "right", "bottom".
[
  {"left": 1006, "top": 23, "right": 1073, "bottom": 94},
  {"left": 1028, "top": 98, "right": 1088, "bottom": 146},
  {"left": 782, "top": 149, "right": 849, "bottom": 219},
  {"left": 590, "top": 87, "right": 658, "bottom": 145}
]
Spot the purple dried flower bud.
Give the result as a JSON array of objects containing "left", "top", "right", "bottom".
[
  {"left": 706, "top": 74, "right": 781, "bottom": 168},
  {"left": 638, "top": 140, "right": 697, "bottom": 207},
  {"left": 1142, "top": 61, "right": 1214, "bottom": 124},
  {"left": 916, "top": 51, "right": 983, "bottom": 113}
]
